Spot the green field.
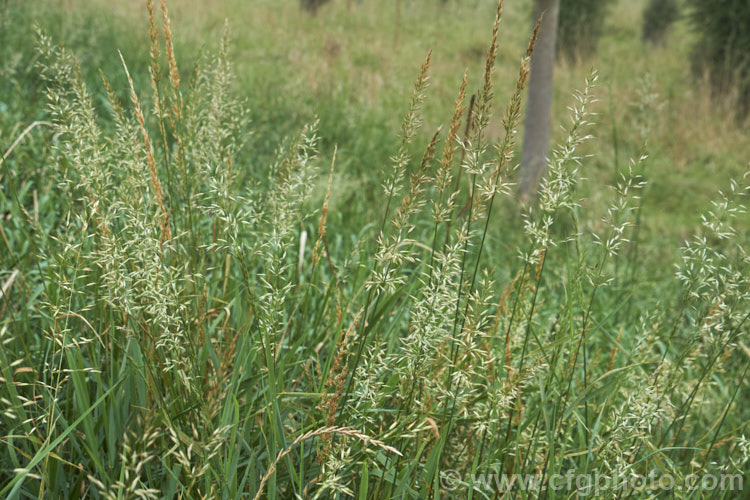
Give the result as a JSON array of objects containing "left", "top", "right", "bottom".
[{"left": 1, "top": 0, "right": 749, "bottom": 498}]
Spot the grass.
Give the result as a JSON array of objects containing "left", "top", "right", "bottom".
[{"left": 1, "top": 0, "right": 749, "bottom": 498}]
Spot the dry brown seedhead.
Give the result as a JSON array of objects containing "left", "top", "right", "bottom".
[
  {"left": 436, "top": 69, "right": 468, "bottom": 191},
  {"left": 475, "top": 0, "right": 503, "bottom": 124},
  {"left": 313, "top": 147, "right": 336, "bottom": 267},
  {"left": 528, "top": 15, "right": 542, "bottom": 59},
  {"left": 606, "top": 328, "right": 624, "bottom": 372},
  {"left": 146, "top": 0, "right": 163, "bottom": 117},
  {"left": 119, "top": 52, "right": 171, "bottom": 241},
  {"left": 317, "top": 308, "right": 364, "bottom": 454},
  {"left": 392, "top": 126, "right": 441, "bottom": 232},
  {"left": 421, "top": 127, "right": 441, "bottom": 171},
  {"left": 413, "top": 50, "right": 432, "bottom": 100},
  {"left": 159, "top": 0, "right": 182, "bottom": 123},
  {"left": 160, "top": 0, "right": 180, "bottom": 92}
]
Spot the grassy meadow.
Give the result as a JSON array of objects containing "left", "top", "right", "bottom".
[{"left": 1, "top": 0, "right": 749, "bottom": 498}]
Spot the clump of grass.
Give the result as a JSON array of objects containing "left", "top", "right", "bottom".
[{"left": 1, "top": 0, "right": 749, "bottom": 498}]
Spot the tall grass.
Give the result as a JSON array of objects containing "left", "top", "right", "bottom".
[{"left": 1, "top": 0, "right": 749, "bottom": 498}]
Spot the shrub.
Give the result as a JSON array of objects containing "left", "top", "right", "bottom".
[
  {"left": 556, "top": 0, "right": 615, "bottom": 62},
  {"left": 642, "top": 0, "right": 680, "bottom": 45},
  {"left": 688, "top": 0, "right": 750, "bottom": 117}
]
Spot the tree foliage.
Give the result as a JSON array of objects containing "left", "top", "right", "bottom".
[
  {"left": 688, "top": 0, "right": 750, "bottom": 117},
  {"left": 556, "top": 0, "right": 615, "bottom": 62},
  {"left": 642, "top": 0, "right": 680, "bottom": 45}
]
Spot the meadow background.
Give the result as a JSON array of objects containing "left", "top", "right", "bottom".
[
  {"left": 1, "top": 0, "right": 749, "bottom": 498},
  {"left": 4, "top": 0, "right": 750, "bottom": 252}
]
